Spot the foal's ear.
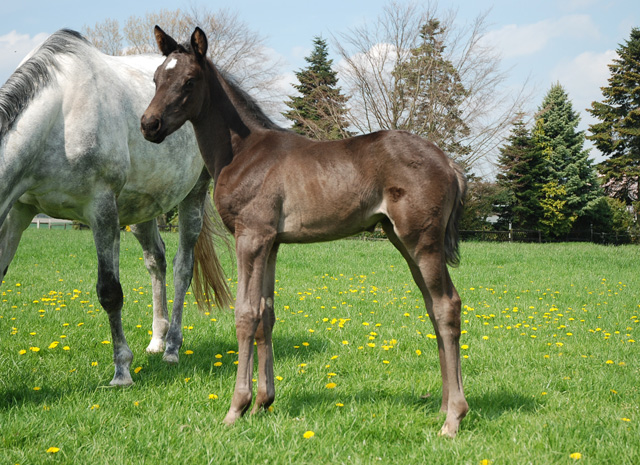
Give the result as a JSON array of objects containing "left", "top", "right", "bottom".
[
  {"left": 191, "top": 27, "right": 208, "bottom": 63},
  {"left": 154, "top": 25, "right": 179, "bottom": 56}
]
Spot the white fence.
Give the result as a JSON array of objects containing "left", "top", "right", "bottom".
[{"left": 31, "top": 217, "right": 74, "bottom": 229}]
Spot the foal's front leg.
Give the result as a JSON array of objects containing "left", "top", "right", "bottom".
[
  {"left": 251, "top": 244, "right": 279, "bottom": 414},
  {"left": 224, "top": 233, "right": 275, "bottom": 425}
]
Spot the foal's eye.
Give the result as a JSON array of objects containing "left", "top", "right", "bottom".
[{"left": 184, "top": 79, "right": 195, "bottom": 90}]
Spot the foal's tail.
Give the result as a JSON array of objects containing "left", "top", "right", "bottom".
[
  {"left": 192, "top": 195, "right": 232, "bottom": 310},
  {"left": 444, "top": 160, "right": 467, "bottom": 267}
]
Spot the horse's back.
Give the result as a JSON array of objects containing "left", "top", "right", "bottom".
[{"left": 2, "top": 32, "right": 203, "bottom": 225}]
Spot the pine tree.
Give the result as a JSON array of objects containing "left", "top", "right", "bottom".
[
  {"left": 392, "top": 19, "right": 470, "bottom": 160},
  {"left": 496, "top": 118, "right": 545, "bottom": 230},
  {"left": 587, "top": 27, "right": 640, "bottom": 204},
  {"left": 283, "top": 37, "right": 352, "bottom": 140},
  {"left": 533, "top": 83, "right": 601, "bottom": 238}
]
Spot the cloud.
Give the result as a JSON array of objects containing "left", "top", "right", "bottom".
[
  {"left": 0, "top": 31, "right": 50, "bottom": 84},
  {"left": 481, "top": 14, "right": 600, "bottom": 59},
  {"left": 553, "top": 49, "right": 617, "bottom": 122}
]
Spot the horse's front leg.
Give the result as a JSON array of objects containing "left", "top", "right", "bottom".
[
  {"left": 224, "top": 232, "right": 275, "bottom": 425},
  {"left": 90, "top": 191, "right": 133, "bottom": 386},
  {"left": 251, "top": 244, "right": 279, "bottom": 414},
  {"left": 130, "top": 220, "right": 169, "bottom": 354},
  {"left": 163, "top": 172, "right": 210, "bottom": 364}
]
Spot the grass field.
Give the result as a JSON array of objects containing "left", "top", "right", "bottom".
[{"left": 1, "top": 229, "right": 638, "bottom": 464}]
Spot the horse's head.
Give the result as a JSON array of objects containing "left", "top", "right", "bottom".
[{"left": 141, "top": 26, "right": 209, "bottom": 143}]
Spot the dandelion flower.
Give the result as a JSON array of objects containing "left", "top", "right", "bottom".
[
  {"left": 570, "top": 452, "right": 582, "bottom": 460},
  {"left": 134, "top": 367, "right": 142, "bottom": 374},
  {"left": 209, "top": 394, "right": 218, "bottom": 400},
  {"left": 46, "top": 447, "right": 60, "bottom": 454},
  {"left": 101, "top": 340, "right": 110, "bottom": 345},
  {"left": 29, "top": 346, "right": 40, "bottom": 352},
  {"left": 303, "top": 431, "right": 315, "bottom": 439},
  {"left": 33, "top": 386, "right": 41, "bottom": 391},
  {"left": 19, "top": 349, "right": 26, "bottom": 355},
  {"left": 325, "top": 382, "right": 337, "bottom": 389},
  {"left": 184, "top": 350, "right": 194, "bottom": 355}
]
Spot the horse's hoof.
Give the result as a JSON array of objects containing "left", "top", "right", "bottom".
[
  {"left": 146, "top": 339, "right": 165, "bottom": 354},
  {"left": 109, "top": 376, "right": 134, "bottom": 387},
  {"left": 163, "top": 352, "right": 179, "bottom": 364}
]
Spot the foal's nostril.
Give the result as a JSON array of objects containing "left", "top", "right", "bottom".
[{"left": 141, "top": 115, "right": 161, "bottom": 135}]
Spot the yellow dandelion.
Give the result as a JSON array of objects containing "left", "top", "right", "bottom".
[
  {"left": 63, "top": 346, "right": 70, "bottom": 351},
  {"left": 342, "top": 340, "right": 349, "bottom": 345},
  {"left": 622, "top": 418, "right": 631, "bottom": 422},
  {"left": 134, "top": 367, "right": 142, "bottom": 374},
  {"left": 606, "top": 360, "right": 614, "bottom": 365},
  {"left": 101, "top": 340, "right": 110, "bottom": 345},
  {"left": 209, "top": 394, "right": 218, "bottom": 400},
  {"left": 29, "top": 346, "right": 40, "bottom": 352},
  {"left": 91, "top": 361, "right": 98, "bottom": 367},
  {"left": 276, "top": 376, "right": 283, "bottom": 381},
  {"left": 19, "top": 349, "right": 26, "bottom": 355},
  {"left": 90, "top": 404, "right": 99, "bottom": 410},
  {"left": 33, "top": 386, "right": 41, "bottom": 391},
  {"left": 303, "top": 431, "right": 315, "bottom": 439},
  {"left": 325, "top": 382, "right": 337, "bottom": 389},
  {"left": 184, "top": 350, "right": 194, "bottom": 355},
  {"left": 570, "top": 452, "right": 582, "bottom": 460},
  {"left": 479, "top": 460, "right": 492, "bottom": 465},
  {"left": 46, "top": 447, "right": 60, "bottom": 454},
  {"left": 415, "top": 349, "right": 422, "bottom": 356}
]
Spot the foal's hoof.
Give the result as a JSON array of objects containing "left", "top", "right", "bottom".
[{"left": 438, "top": 422, "right": 458, "bottom": 438}]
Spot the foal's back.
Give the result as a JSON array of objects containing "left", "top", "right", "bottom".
[{"left": 217, "top": 129, "right": 457, "bottom": 243}]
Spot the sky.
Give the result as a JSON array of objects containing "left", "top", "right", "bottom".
[{"left": 1, "top": 0, "right": 638, "bottom": 168}]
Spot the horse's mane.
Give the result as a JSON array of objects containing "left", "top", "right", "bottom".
[{"left": 0, "top": 29, "right": 90, "bottom": 139}]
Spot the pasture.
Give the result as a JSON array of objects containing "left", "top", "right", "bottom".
[{"left": 1, "top": 229, "right": 638, "bottom": 464}]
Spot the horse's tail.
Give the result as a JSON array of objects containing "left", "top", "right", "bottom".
[
  {"left": 444, "top": 160, "right": 467, "bottom": 267},
  {"left": 192, "top": 194, "right": 232, "bottom": 310}
]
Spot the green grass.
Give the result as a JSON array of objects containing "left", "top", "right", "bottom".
[{"left": 1, "top": 230, "right": 639, "bottom": 464}]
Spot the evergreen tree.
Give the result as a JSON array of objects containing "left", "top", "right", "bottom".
[
  {"left": 533, "top": 83, "right": 601, "bottom": 238},
  {"left": 587, "top": 27, "right": 640, "bottom": 204},
  {"left": 392, "top": 19, "right": 470, "bottom": 160},
  {"left": 495, "top": 118, "right": 545, "bottom": 230},
  {"left": 283, "top": 37, "right": 352, "bottom": 140}
]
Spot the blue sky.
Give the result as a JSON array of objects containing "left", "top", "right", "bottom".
[{"left": 1, "top": 0, "right": 638, "bottom": 164}]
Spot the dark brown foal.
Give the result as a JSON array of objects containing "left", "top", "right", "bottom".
[{"left": 141, "top": 26, "right": 469, "bottom": 437}]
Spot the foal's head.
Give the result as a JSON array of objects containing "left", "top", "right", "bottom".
[{"left": 141, "top": 26, "right": 209, "bottom": 143}]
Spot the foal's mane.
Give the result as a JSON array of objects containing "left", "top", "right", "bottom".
[
  {"left": 179, "top": 40, "right": 287, "bottom": 134},
  {"left": 0, "top": 29, "right": 90, "bottom": 139}
]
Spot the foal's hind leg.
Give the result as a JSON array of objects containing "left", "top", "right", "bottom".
[
  {"left": 251, "top": 244, "right": 279, "bottom": 415},
  {"left": 163, "top": 171, "right": 211, "bottom": 364},
  {"left": 130, "top": 220, "right": 169, "bottom": 354},
  {"left": 382, "top": 220, "right": 468, "bottom": 437}
]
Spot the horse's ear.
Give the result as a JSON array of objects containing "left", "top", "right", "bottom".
[
  {"left": 191, "top": 27, "right": 208, "bottom": 62},
  {"left": 154, "top": 25, "right": 179, "bottom": 56}
]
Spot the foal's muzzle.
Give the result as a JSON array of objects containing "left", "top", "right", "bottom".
[{"left": 140, "top": 114, "right": 166, "bottom": 143}]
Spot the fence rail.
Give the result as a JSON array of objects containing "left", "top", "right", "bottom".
[{"left": 30, "top": 217, "right": 74, "bottom": 229}]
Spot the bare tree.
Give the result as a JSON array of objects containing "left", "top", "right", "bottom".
[
  {"left": 84, "top": 18, "right": 124, "bottom": 56},
  {"left": 83, "top": 7, "right": 285, "bottom": 109},
  {"left": 335, "top": 1, "right": 528, "bottom": 169}
]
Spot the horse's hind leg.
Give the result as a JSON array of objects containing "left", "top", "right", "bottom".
[
  {"left": 382, "top": 219, "right": 468, "bottom": 437},
  {"left": 130, "top": 220, "right": 169, "bottom": 354},
  {"left": 251, "top": 243, "right": 279, "bottom": 415},
  {"left": 90, "top": 191, "right": 133, "bottom": 386},
  {"left": 163, "top": 171, "right": 210, "bottom": 364},
  {"left": 0, "top": 202, "right": 37, "bottom": 282}
]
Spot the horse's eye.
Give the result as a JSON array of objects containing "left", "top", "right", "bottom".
[{"left": 184, "top": 79, "right": 195, "bottom": 90}]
